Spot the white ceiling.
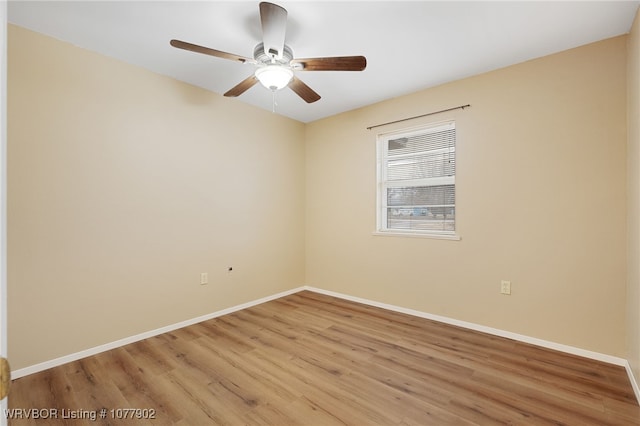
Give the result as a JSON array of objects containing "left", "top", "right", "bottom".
[{"left": 8, "top": 1, "right": 640, "bottom": 123}]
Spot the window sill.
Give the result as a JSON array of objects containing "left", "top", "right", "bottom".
[{"left": 372, "top": 231, "right": 461, "bottom": 241}]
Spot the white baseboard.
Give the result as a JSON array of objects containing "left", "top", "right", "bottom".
[
  {"left": 302, "top": 286, "right": 640, "bottom": 404},
  {"left": 11, "top": 286, "right": 306, "bottom": 379},
  {"left": 12, "top": 284, "right": 640, "bottom": 406},
  {"left": 302, "top": 286, "right": 628, "bottom": 366},
  {"left": 625, "top": 361, "right": 640, "bottom": 403}
]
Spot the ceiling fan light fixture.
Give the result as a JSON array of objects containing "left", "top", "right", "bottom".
[{"left": 255, "top": 65, "right": 293, "bottom": 91}]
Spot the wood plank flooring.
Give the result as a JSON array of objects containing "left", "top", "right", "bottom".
[{"left": 7, "top": 290, "right": 640, "bottom": 425}]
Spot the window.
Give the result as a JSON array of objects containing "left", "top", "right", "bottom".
[{"left": 376, "top": 121, "right": 457, "bottom": 238}]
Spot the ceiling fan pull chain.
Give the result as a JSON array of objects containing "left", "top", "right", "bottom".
[{"left": 272, "top": 90, "right": 278, "bottom": 113}]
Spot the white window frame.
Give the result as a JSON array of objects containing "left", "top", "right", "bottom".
[{"left": 375, "top": 121, "right": 460, "bottom": 240}]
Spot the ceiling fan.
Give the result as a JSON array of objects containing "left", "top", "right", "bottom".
[{"left": 170, "top": 2, "right": 367, "bottom": 104}]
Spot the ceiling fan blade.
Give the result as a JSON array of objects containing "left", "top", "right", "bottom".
[
  {"left": 290, "top": 56, "right": 367, "bottom": 71},
  {"left": 259, "top": 2, "right": 287, "bottom": 59},
  {"left": 170, "top": 39, "right": 256, "bottom": 64},
  {"left": 289, "top": 76, "right": 321, "bottom": 103},
  {"left": 224, "top": 75, "right": 259, "bottom": 97}
]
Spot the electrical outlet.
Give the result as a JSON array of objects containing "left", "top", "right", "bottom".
[
  {"left": 200, "top": 272, "right": 208, "bottom": 285},
  {"left": 501, "top": 280, "right": 511, "bottom": 295}
]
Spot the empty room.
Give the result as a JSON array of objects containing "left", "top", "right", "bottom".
[{"left": 2, "top": 1, "right": 640, "bottom": 424}]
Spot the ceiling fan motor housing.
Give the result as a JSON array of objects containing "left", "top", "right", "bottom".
[{"left": 254, "top": 42, "right": 293, "bottom": 65}]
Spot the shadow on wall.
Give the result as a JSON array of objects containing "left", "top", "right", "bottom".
[{"left": 167, "top": 78, "right": 224, "bottom": 106}]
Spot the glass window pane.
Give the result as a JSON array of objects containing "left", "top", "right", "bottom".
[
  {"left": 379, "top": 122, "right": 456, "bottom": 235},
  {"left": 387, "top": 207, "right": 455, "bottom": 232},
  {"left": 387, "top": 185, "right": 455, "bottom": 207}
]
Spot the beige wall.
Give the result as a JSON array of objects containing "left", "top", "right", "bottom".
[
  {"left": 306, "top": 36, "right": 628, "bottom": 357},
  {"left": 628, "top": 8, "right": 640, "bottom": 383},
  {"left": 8, "top": 22, "right": 633, "bottom": 371},
  {"left": 7, "top": 25, "right": 305, "bottom": 370}
]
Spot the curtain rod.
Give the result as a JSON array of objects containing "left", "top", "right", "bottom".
[{"left": 366, "top": 104, "right": 471, "bottom": 130}]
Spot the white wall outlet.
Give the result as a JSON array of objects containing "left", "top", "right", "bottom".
[
  {"left": 501, "top": 280, "right": 511, "bottom": 295},
  {"left": 200, "top": 272, "right": 208, "bottom": 285}
]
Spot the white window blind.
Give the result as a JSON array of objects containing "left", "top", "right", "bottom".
[{"left": 377, "top": 122, "right": 456, "bottom": 236}]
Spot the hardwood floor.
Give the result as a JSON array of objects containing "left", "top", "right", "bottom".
[{"left": 7, "top": 290, "right": 640, "bottom": 425}]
